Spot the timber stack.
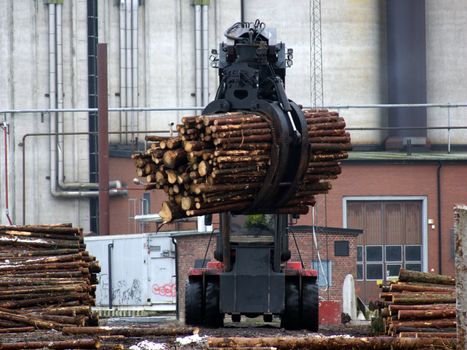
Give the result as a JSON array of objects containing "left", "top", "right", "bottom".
[
  {"left": 133, "top": 109, "right": 351, "bottom": 222},
  {"left": 378, "top": 268, "right": 456, "bottom": 338},
  {"left": 0, "top": 224, "right": 99, "bottom": 333}
]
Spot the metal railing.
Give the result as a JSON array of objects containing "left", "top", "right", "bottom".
[{"left": 1, "top": 103, "right": 467, "bottom": 225}]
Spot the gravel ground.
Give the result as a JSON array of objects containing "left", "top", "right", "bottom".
[{"left": 0, "top": 316, "right": 372, "bottom": 349}]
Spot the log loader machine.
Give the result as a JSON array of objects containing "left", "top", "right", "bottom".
[{"left": 184, "top": 20, "right": 319, "bottom": 330}]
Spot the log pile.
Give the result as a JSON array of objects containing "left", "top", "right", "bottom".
[
  {"left": 0, "top": 224, "right": 99, "bottom": 333},
  {"left": 378, "top": 268, "right": 456, "bottom": 338},
  {"left": 133, "top": 109, "right": 351, "bottom": 222},
  {"left": 207, "top": 335, "right": 456, "bottom": 349}
]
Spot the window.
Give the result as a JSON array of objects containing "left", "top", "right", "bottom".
[
  {"left": 366, "top": 264, "right": 383, "bottom": 280},
  {"left": 142, "top": 192, "right": 151, "bottom": 215},
  {"left": 357, "top": 244, "right": 422, "bottom": 281},
  {"left": 385, "top": 245, "right": 402, "bottom": 279},
  {"left": 335, "top": 240, "right": 350, "bottom": 256},
  {"left": 386, "top": 264, "right": 401, "bottom": 278},
  {"left": 366, "top": 246, "right": 383, "bottom": 261},
  {"left": 405, "top": 245, "right": 421, "bottom": 261},
  {"left": 356, "top": 246, "right": 364, "bottom": 281},
  {"left": 405, "top": 245, "right": 422, "bottom": 272},
  {"left": 386, "top": 246, "right": 402, "bottom": 262},
  {"left": 312, "top": 260, "right": 332, "bottom": 287},
  {"left": 365, "top": 246, "right": 383, "bottom": 280}
]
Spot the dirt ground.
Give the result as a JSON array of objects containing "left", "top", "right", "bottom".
[{"left": 0, "top": 316, "right": 372, "bottom": 349}]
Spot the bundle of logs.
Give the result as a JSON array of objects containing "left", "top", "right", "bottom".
[
  {"left": 0, "top": 224, "right": 99, "bottom": 334},
  {"left": 378, "top": 268, "right": 456, "bottom": 338},
  {"left": 132, "top": 109, "right": 351, "bottom": 222}
]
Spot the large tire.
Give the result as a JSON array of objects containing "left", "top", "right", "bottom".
[
  {"left": 281, "top": 279, "right": 301, "bottom": 330},
  {"left": 185, "top": 279, "right": 203, "bottom": 326},
  {"left": 204, "top": 280, "right": 224, "bottom": 328},
  {"left": 302, "top": 279, "right": 319, "bottom": 332}
]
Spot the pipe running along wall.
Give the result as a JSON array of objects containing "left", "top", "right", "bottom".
[
  {"left": 48, "top": 2, "right": 126, "bottom": 197},
  {"left": 120, "top": 0, "right": 139, "bottom": 143},
  {"left": 195, "top": 1, "right": 210, "bottom": 232}
]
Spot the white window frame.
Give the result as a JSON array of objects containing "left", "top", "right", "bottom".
[
  {"left": 365, "top": 245, "right": 384, "bottom": 281},
  {"left": 343, "top": 196, "right": 428, "bottom": 273}
]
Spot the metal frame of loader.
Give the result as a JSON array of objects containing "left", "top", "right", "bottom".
[{"left": 184, "top": 20, "right": 320, "bottom": 330}]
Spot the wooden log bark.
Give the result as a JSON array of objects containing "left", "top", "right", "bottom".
[
  {"left": 399, "top": 332, "right": 457, "bottom": 338},
  {"left": 211, "top": 114, "right": 263, "bottom": 125},
  {"left": 391, "top": 294, "right": 456, "bottom": 304},
  {"left": 192, "top": 182, "right": 262, "bottom": 195},
  {"left": 210, "top": 122, "right": 269, "bottom": 132},
  {"left": 0, "top": 339, "right": 99, "bottom": 349},
  {"left": 390, "top": 282, "right": 455, "bottom": 293},
  {"left": 159, "top": 201, "right": 185, "bottom": 222},
  {"left": 207, "top": 336, "right": 456, "bottom": 349},
  {"left": 0, "top": 225, "right": 80, "bottom": 236},
  {"left": 398, "top": 268, "right": 455, "bottom": 285},
  {"left": 390, "top": 319, "right": 456, "bottom": 330},
  {"left": 0, "top": 326, "right": 35, "bottom": 333},
  {"left": 389, "top": 304, "right": 455, "bottom": 314},
  {"left": 213, "top": 128, "right": 271, "bottom": 138},
  {"left": 214, "top": 134, "right": 272, "bottom": 145},
  {"left": 62, "top": 325, "right": 196, "bottom": 336},
  {"left": 163, "top": 149, "right": 187, "bottom": 169},
  {"left": 398, "top": 309, "right": 456, "bottom": 320},
  {"left": 0, "top": 308, "right": 62, "bottom": 330}
]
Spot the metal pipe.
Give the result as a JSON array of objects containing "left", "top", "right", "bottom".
[
  {"left": 108, "top": 242, "right": 114, "bottom": 309},
  {"left": 437, "top": 161, "right": 443, "bottom": 274},
  {"left": 240, "top": 0, "right": 245, "bottom": 22},
  {"left": 1, "top": 121, "right": 12, "bottom": 225},
  {"left": 21, "top": 130, "right": 168, "bottom": 224},
  {"left": 2, "top": 103, "right": 467, "bottom": 115},
  {"left": 195, "top": 5, "right": 202, "bottom": 109},
  {"left": 98, "top": 44, "right": 110, "bottom": 236},
  {"left": 0, "top": 107, "right": 206, "bottom": 113},
  {"left": 447, "top": 106, "right": 451, "bottom": 154},
  {"left": 125, "top": 0, "right": 132, "bottom": 144},
  {"left": 131, "top": 0, "right": 139, "bottom": 140},
  {"left": 119, "top": 0, "right": 126, "bottom": 144},
  {"left": 172, "top": 237, "right": 179, "bottom": 320},
  {"left": 202, "top": 4, "right": 209, "bottom": 106}
]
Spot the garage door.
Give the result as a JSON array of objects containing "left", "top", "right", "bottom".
[{"left": 347, "top": 200, "right": 423, "bottom": 304}]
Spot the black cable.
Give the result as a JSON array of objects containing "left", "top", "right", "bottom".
[
  {"left": 202, "top": 228, "right": 216, "bottom": 268},
  {"left": 291, "top": 230, "right": 304, "bottom": 268}
]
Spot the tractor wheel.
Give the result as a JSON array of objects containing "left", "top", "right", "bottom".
[
  {"left": 204, "top": 280, "right": 224, "bottom": 327},
  {"left": 281, "top": 279, "right": 301, "bottom": 330},
  {"left": 301, "top": 279, "right": 319, "bottom": 331},
  {"left": 185, "top": 279, "right": 203, "bottom": 326}
]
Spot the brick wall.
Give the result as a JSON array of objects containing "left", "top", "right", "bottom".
[
  {"left": 288, "top": 230, "right": 359, "bottom": 306},
  {"left": 175, "top": 229, "right": 358, "bottom": 321},
  {"left": 175, "top": 233, "right": 216, "bottom": 321}
]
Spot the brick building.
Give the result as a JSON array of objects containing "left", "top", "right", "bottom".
[{"left": 107, "top": 150, "right": 467, "bottom": 304}]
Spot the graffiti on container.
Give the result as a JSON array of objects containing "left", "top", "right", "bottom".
[
  {"left": 152, "top": 283, "right": 176, "bottom": 297},
  {"left": 112, "top": 279, "right": 142, "bottom": 304}
]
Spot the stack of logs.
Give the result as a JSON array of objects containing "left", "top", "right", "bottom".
[
  {"left": 379, "top": 268, "right": 456, "bottom": 338},
  {"left": 132, "top": 109, "right": 351, "bottom": 222},
  {"left": 0, "top": 224, "right": 99, "bottom": 334}
]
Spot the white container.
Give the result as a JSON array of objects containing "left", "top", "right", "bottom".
[{"left": 85, "top": 232, "right": 186, "bottom": 313}]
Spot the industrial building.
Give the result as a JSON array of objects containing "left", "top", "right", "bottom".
[{"left": 1, "top": 0, "right": 467, "bottom": 309}]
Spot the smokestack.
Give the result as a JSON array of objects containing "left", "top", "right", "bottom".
[{"left": 385, "top": 0, "right": 429, "bottom": 151}]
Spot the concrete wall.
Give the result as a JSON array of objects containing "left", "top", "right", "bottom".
[
  {"left": 0, "top": 1, "right": 90, "bottom": 228},
  {"left": 426, "top": 0, "right": 467, "bottom": 144},
  {"left": 1, "top": 0, "right": 467, "bottom": 229}
]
